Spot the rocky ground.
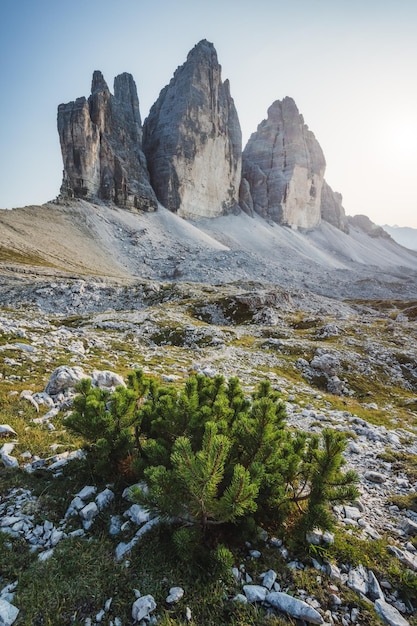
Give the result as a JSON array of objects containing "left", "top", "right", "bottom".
[
  {"left": 1, "top": 272, "right": 417, "bottom": 625},
  {"left": 1, "top": 200, "right": 417, "bottom": 624}
]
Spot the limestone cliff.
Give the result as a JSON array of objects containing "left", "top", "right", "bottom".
[
  {"left": 240, "top": 98, "right": 326, "bottom": 229},
  {"left": 57, "top": 71, "right": 157, "bottom": 211},
  {"left": 320, "top": 180, "right": 349, "bottom": 233},
  {"left": 143, "top": 40, "right": 242, "bottom": 219}
]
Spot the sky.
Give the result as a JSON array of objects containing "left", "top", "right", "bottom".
[{"left": 1, "top": 0, "right": 417, "bottom": 227}]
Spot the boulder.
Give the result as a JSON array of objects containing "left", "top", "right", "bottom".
[
  {"left": 374, "top": 598, "right": 410, "bottom": 626},
  {"left": 45, "top": 366, "right": 87, "bottom": 396},
  {"left": 131, "top": 594, "right": 156, "bottom": 622},
  {"left": 0, "top": 598, "right": 19, "bottom": 624},
  {"left": 265, "top": 591, "right": 323, "bottom": 624},
  {"left": 143, "top": 39, "right": 242, "bottom": 219}
]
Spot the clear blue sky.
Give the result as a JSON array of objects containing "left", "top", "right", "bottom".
[{"left": 1, "top": 0, "right": 417, "bottom": 226}]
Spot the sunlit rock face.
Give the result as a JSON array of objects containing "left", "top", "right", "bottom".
[
  {"left": 143, "top": 39, "right": 242, "bottom": 219},
  {"left": 320, "top": 180, "right": 349, "bottom": 233},
  {"left": 57, "top": 71, "right": 157, "bottom": 211},
  {"left": 240, "top": 98, "right": 325, "bottom": 229}
]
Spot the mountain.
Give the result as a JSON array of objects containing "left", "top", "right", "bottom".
[
  {"left": 57, "top": 40, "right": 345, "bottom": 231},
  {"left": 383, "top": 225, "right": 417, "bottom": 251},
  {"left": 58, "top": 71, "right": 157, "bottom": 211},
  {"left": 143, "top": 40, "right": 242, "bottom": 219},
  {"left": 2, "top": 39, "right": 416, "bottom": 301}
]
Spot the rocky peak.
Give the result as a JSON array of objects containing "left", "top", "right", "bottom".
[
  {"left": 143, "top": 39, "right": 242, "bottom": 219},
  {"left": 320, "top": 180, "right": 349, "bottom": 233},
  {"left": 240, "top": 97, "right": 326, "bottom": 229},
  {"left": 57, "top": 71, "right": 157, "bottom": 211},
  {"left": 348, "top": 214, "right": 392, "bottom": 239}
]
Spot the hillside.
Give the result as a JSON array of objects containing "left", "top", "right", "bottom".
[{"left": 1, "top": 200, "right": 417, "bottom": 304}]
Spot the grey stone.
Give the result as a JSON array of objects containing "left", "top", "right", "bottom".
[
  {"left": 143, "top": 39, "right": 241, "bottom": 219},
  {"left": 76, "top": 486, "right": 97, "bottom": 501},
  {"left": 374, "top": 599, "right": 410, "bottom": 626},
  {"left": 364, "top": 471, "right": 386, "bottom": 484},
  {"left": 0, "top": 425, "right": 17, "bottom": 437},
  {"left": 131, "top": 594, "right": 156, "bottom": 622},
  {"left": 58, "top": 71, "right": 157, "bottom": 211},
  {"left": 165, "top": 587, "right": 184, "bottom": 604},
  {"left": 347, "top": 565, "right": 368, "bottom": 595},
  {"left": 45, "top": 365, "right": 87, "bottom": 396},
  {"left": 241, "top": 97, "right": 325, "bottom": 229},
  {"left": 95, "top": 488, "right": 115, "bottom": 511},
  {"left": 0, "top": 599, "right": 19, "bottom": 626},
  {"left": 265, "top": 591, "right": 324, "bottom": 624},
  {"left": 367, "top": 570, "right": 384, "bottom": 601},
  {"left": 262, "top": 569, "right": 277, "bottom": 591},
  {"left": 80, "top": 502, "right": 99, "bottom": 521},
  {"left": 91, "top": 370, "right": 126, "bottom": 390},
  {"left": 243, "top": 585, "right": 267, "bottom": 603}
]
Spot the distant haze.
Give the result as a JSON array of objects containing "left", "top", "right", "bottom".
[
  {"left": 1, "top": 0, "right": 416, "bottom": 227},
  {"left": 383, "top": 225, "right": 417, "bottom": 251}
]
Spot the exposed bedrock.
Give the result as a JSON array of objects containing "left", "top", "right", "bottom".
[
  {"left": 143, "top": 39, "right": 242, "bottom": 219},
  {"left": 240, "top": 97, "right": 326, "bottom": 229},
  {"left": 57, "top": 71, "right": 157, "bottom": 211}
]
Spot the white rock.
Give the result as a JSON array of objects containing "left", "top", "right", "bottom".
[
  {"left": 45, "top": 365, "right": 87, "bottom": 396},
  {"left": 262, "top": 569, "right": 277, "bottom": 590},
  {"left": 92, "top": 370, "right": 126, "bottom": 390},
  {"left": 95, "top": 488, "right": 115, "bottom": 511},
  {"left": 1, "top": 453, "right": 18, "bottom": 469},
  {"left": 243, "top": 585, "right": 267, "bottom": 603},
  {"left": 265, "top": 591, "right": 324, "bottom": 624},
  {"left": 38, "top": 549, "right": 54, "bottom": 561},
  {"left": 344, "top": 505, "right": 362, "bottom": 520},
  {"left": 0, "top": 599, "right": 19, "bottom": 626},
  {"left": 124, "top": 504, "right": 150, "bottom": 525},
  {"left": 0, "top": 425, "right": 17, "bottom": 437},
  {"left": 232, "top": 594, "right": 248, "bottom": 604},
  {"left": 76, "top": 486, "right": 97, "bottom": 501},
  {"left": 50, "top": 529, "right": 64, "bottom": 547},
  {"left": 165, "top": 587, "right": 184, "bottom": 604},
  {"left": 347, "top": 565, "right": 368, "bottom": 595},
  {"left": 80, "top": 502, "right": 99, "bottom": 521},
  {"left": 306, "top": 529, "right": 323, "bottom": 545},
  {"left": 374, "top": 599, "right": 410, "bottom": 626},
  {"left": 131, "top": 594, "right": 156, "bottom": 622},
  {"left": 367, "top": 570, "right": 384, "bottom": 601}
]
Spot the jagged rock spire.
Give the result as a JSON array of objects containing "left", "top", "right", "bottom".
[
  {"left": 240, "top": 97, "right": 326, "bottom": 229},
  {"left": 143, "top": 39, "right": 242, "bottom": 219},
  {"left": 57, "top": 72, "right": 157, "bottom": 211}
]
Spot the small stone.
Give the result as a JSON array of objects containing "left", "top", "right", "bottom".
[
  {"left": 262, "top": 569, "right": 277, "bottom": 590},
  {"left": 306, "top": 528, "right": 323, "bottom": 545},
  {"left": 265, "top": 591, "right": 324, "bottom": 624},
  {"left": 76, "top": 485, "right": 97, "bottom": 501},
  {"left": 0, "top": 425, "right": 17, "bottom": 437},
  {"left": 95, "top": 488, "right": 115, "bottom": 511},
  {"left": 0, "top": 599, "right": 19, "bottom": 626},
  {"left": 232, "top": 594, "right": 248, "bottom": 604},
  {"left": 249, "top": 549, "right": 261, "bottom": 558},
  {"left": 364, "top": 471, "right": 386, "bottom": 484},
  {"left": 243, "top": 585, "right": 267, "bottom": 603},
  {"left": 131, "top": 594, "right": 156, "bottom": 622},
  {"left": 165, "top": 587, "right": 184, "bottom": 604},
  {"left": 80, "top": 501, "right": 99, "bottom": 521}
]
